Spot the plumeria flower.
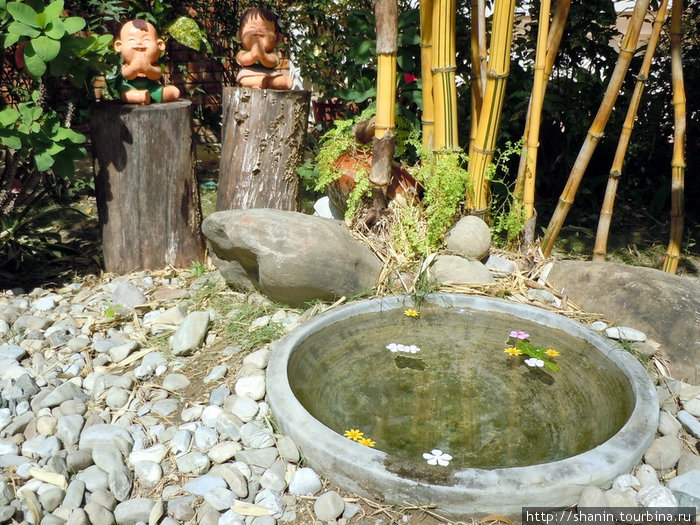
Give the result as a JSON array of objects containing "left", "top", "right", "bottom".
[
  {"left": 386, "top": 343, "right": 421, "bottom": 354},
  {"left": 344, "top": 429, "right": 364, "bottom": 441},
  {"left": 544, "top": 349, "right": 560, "bottom": 357},
  {"left": 423, "top": 449, "right": 452, "bottom": 466},
  {"left": 358, "top": 437, "right": 376, "bottom": 447},
  {"left": 509, "top": 330, "right": 530, "bottom": 340},
  {"left": 504, "top": 347, "right": 522, "bottom": 356},
  {"left": 524, "top": 357, "right": 545, "bottom": 368}
]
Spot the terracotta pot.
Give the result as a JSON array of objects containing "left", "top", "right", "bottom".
[{"left": 327, "top": 152, "right": 420, "bottom": 213}]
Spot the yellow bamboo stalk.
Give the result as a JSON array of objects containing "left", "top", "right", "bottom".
[
  {"left": 522, "top": 0, "right": 552, "bottom": 221},
  {"left": 368, "top": 0, "right": 398, "bottom": 210},
  {"left": 420, "top": 0, "right": 435, "bottom": 150},
  {"left": 431, "top": 0, "right": 458, "bottom": 151},
  {"left": 541, "top": 0, "right": 650, "bottom": 257},
  {"left": 593, "top": 0, "right": 669, "bottom": 261},
  {"left": 375, "top": 54, "right": 397, "bottom": 140},
  {"left": 662, "top": 0, "right": 686, "bottom": 274},
  {"left": 467, "top": 0, "right": 517, "bottom": 214},
  {"left": 514, "top": 0, "right": 571, "bottom": 200},
  {"left": 468, "top": 0, "right": 488, "bottom": 159}
]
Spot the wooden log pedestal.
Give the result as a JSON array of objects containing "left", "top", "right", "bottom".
[
  {"left": 91, "top": 100, "right": 205, "bottom": 274},
  {"left": 217, "top": 88, "right": 311, "bottom": 211}
]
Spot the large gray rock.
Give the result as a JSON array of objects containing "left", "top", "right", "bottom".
[
  {"left": 547, "top": 260, "right": 700, "bottom": 381},
  {"left": 429, "top": 255, "right": 495, "bottom": 285},
  {"left": 202, "top": 209, "right": 381, "bottom": 305},
  {"left": 445, "top": 215, "right": 491, "bottom": 260}
]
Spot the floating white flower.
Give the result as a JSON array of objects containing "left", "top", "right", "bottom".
[
  {"left": 423, "top": 449, "right": 452, "bottom": 466},
  {"left": 386, "top": 343, "right": 421, "bottom": 354},
  {"left": 524, "top": 357, "right": 545, "bottom": 368}
]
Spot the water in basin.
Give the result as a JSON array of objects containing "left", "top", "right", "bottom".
[{"left": 288, "top": 304, "right": 635, "bottom": 469}]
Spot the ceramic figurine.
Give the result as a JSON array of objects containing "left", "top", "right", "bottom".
[
  {"left": 114, "top": 19, "right": 180, "bottom": 104},
  {"left": 236, "top": 8, "right": 292, "bottom": 90}
]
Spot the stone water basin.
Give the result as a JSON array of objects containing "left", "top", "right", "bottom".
[{"left": 267, "top": 295, "right": 658, "bottom": 517}]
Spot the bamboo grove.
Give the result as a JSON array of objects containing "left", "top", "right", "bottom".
[{"left": 368, "top": 0, "right": 688, "bottom": 273}]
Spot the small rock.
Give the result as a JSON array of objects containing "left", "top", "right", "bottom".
[
  {"left": 677, "top": 410, "right": 700, "bottom": 438},
  {"left": 636, "top": 485, "right": 678, "bottom": 507},
  {"left": 276, "top": 435, "right": 300, "bottom": 464},
  {"left": 288, "top": 468, "right": 322, "bottom": 496},
  {"left": 484, "top": 255, "right": 517, "bottom": 276},
  {"left": 114, "top": 497, "right": 155, "bottom": 525},
  {"left": 162, "top": 373, "right": 190, "bottom": 391},
  {"left": 208, "top": 441, "right": 241, "bottom": 464},
  {"left": 666, "top": 470, "right": 700, "bottom": 507},
  {"left": 79, "top": 424, "right": 134, "bottom": 456},
  {"left": 234, "top": 375, "right": 266, "bottom": 401},
  {"left": 183, "top": 475, "right": 227, "bottom": 496},
  {"left": 678, "top": 452, "right": 700, "bottom": 475},
  {"left": 151, "top": 398, "right": 179, "bottom": 417},
  {"left": 643, "top": 435, "right": 682, "bottom": 470},
  {"left": 112, "top": 282, "right": 147, "bottom": 310},
  {"left": 604, "top": 488, "right": 637, "bottom": 507},
  {"left": 429, "top": 255, "right": 495, "bottom": 285},
  {"left": 38, "top": 486, "right": 65, "bottom": 512},
  {"left": 203, "top": 487, "right": 234, "bottom": 511},
  {"left": 176, "top": 452, "right": 210, "bottom": 475},
  {"left": 683, "top": 398, "right": 700, "bottom": 417},
  {"left": 84, "top": 501, "right": 116, "bottom": 525},
  {"left": 635, "top": 464, "right": 660, "bottom": 487},
  {"left": 133, "top": 461, "right": 162, "bottom": 488},
  {"left": 203, "top": 365, "right": 228, "bottom": 384},
  {"left": 170, "top": 429, "right": 193, "bottom": 455},
  {"left": 171, "top": 311, "right": 210, "bottom": 356},
  {"left": 240, "top": 420, "right": 274, "bottom": 448},
  {"left": 194, "top": 426, "right": 218, "bottom": 451},
  {"left": 314, "top": 490, "right": 345, "bottom": 521},
  {"left": 658, "top": 411, "right": 682, "bottom": 436},
  {"left": 604, "top": 326, "right": 646, "bottom": 342}
]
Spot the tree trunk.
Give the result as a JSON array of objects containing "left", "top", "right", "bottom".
[
  {"left": 91, "top": 100, "right": 205, "bottom": 274},
  {"left": 217, "top": 87, "right": 311, "bottom": 211}
]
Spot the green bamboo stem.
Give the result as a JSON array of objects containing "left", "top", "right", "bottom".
[
  {"left": 467, "top": 0, "right": 517, "bottom": 214},
  {"left": 662, "top": 0, "right": 686, "bottom": 274},
  {"left": 541, "top": 0, "right": 650, "bottom": 257},
  {"left": 593, "top": 0, "right": 669, "bottom": 261}
]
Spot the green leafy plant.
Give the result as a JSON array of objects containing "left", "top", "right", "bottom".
[
  {"left": 189, "top": 260, "right": 207, "bottom": 278},
  {"left": 1, "top": 1, "right": 114, "bottom": 273}
]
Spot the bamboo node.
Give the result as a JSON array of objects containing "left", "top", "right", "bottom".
[
  {"left": 374, "top": 125, "right": 396, "bottom": 131},
  {"left": 486, "top": 71, "right": 510, "bottom": 79},
  {"left": 587, "top": 130, "right": 604, "bottom": 140},
  {"left": 471, "top": 207, "right": 489, "bottom": 218},
  {"left": 421, "top": 119, "right": 435, "bottom": 125},
  {"left": 610, "top": 170, "right": 622, "bottom": 179},
  {"left": 419, "top": 43, "right": 432, "bottom": 48},
  {"left": 472, "top": 146, "right": 496, "bottom": 155},
  {"left": 431, "top": 66, "right": 457, "bottom": 73}
]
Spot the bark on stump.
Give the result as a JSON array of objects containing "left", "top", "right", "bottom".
[
  {"left": 91, "top": 100, "right": 205, "bottom": 274},
  {"left": 217, "top": 87, "right": 311, "bottom": 211}
]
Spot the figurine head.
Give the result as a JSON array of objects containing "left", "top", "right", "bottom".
[
  {"left": 237, "top": 7, "right": 283, "bottom": 53},
  {"left": 114, "top": 19, "right": 165, "bottom": 65}
]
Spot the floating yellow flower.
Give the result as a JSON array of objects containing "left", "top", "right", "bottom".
[
  {"left": 544, "top": 349, "right": 560, "bottom": 357},
  {"left": 504, "top": 347, "right": 522, "bottom": 356},
  {"left": 343, "top": 429, "right": 364, "bottom": 441},
  {"left": 404, "top": 309, "right": 420, "bottom": 318},
  {"left": 358, "top": 437, "right": 376, "bottom": 447}
]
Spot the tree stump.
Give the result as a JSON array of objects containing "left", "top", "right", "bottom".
[
  {"left": 91, "top": 100, "right": 205, "bottom": 274},
  {"left": 217, "top": 87, "right": 311, "bottom": 211}
]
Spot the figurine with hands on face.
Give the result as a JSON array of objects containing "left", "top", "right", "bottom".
[
  {"left": 114, "top": 19, "right": 180, "bottom": 104},
  {"left": 236, "top": 8, "right": 293, "bottom": 90}
]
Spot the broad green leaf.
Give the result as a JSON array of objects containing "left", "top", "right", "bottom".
[
  {"left": 30, "top": 35, "right": 61, "bottom": 63},
  {"left": 48, "top": 54, "right": 70, "bottom": 76},
  {"left": 8, "top": 20, "right": 41, "bottom": 38},
  {"left": 167, "top": 16, "right": 201, "bottom": 51},
  {"left": 0, "top": 108, "right": 19, "bottom": 126},
  {"left": 34, "top": 151, "right": 55, "bottom": 171},
  {"left": 7, "top": 2, "right": 39, "bottom": 27},
  {"left": 44, "top": 0, "right": 64, "bottom": 21},
  {"left": 0, "top": 133, "right": 22, "bottom": 150},
  {"left": 45, "top": 19, "right": 66, "bottom": 39},
  {"left": 29, "top": 121, "right": 40, "bottom": 133},
  {"left": 4, "top": 32, "right": 21, "bottom": 47},
  {"left": 35, "top": 12, "right": 46, "bottom": 28},
  {"left": 22, "top": 44, "right": 46, "bottom": 77},
  {"left": 30, "top": 106, "right": 43, "bottom": 121},
  {"left": 62, "top": 16, "right": 85, "bottom": 34}
]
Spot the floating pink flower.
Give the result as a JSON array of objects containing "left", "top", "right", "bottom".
[{"left": 509, "top": 330, "right": 530, "bottom": 340}]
